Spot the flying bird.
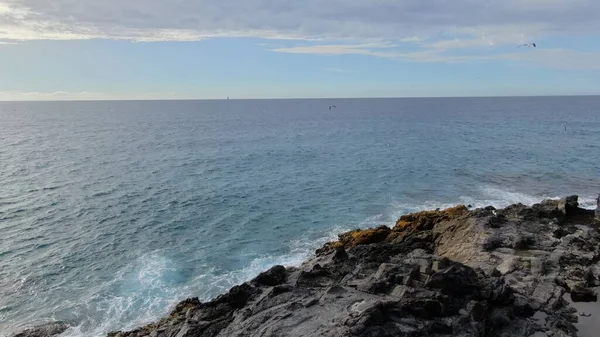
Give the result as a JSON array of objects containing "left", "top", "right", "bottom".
[
  {"left": 329, "top": 105, "right": 337, "bottom": 110},
  {"left": 518, "top": 43, "right": 536, "bottom": 48}
]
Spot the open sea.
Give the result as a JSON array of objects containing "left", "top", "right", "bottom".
[{"left": 1, "top": 97, "right": 599, "bottom": 336}]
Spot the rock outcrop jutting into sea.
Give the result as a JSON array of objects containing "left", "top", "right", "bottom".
[{"left": 16, "top": 196, "right": 600, "bottom": 337}]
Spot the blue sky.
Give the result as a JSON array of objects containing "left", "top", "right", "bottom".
[{"left": 0, "top": 0, "right": 599, "bottom": 100}]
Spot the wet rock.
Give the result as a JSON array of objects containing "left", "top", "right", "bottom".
[
  {"left": 251, "top": 265, "right": 287, "bottom": 286},
  {"left": 12, "top": 322, "right": 69, "bottom": 337},
  {"left": 558, "top": 196, "right": 579, "bottom": 216},
  {"left": 533, "top": 199, "right": 565, "bottom": 219},
  {"left": 584, "top": 268, "right": 599, "bottom": 287},
  {"left": 107, "top": 196, "right": 599, "bottom": 337},
  {"left": 488, "top": 214, "right": 508, "bottom": 228},
  {"left": 570, "top": 283, "right": 598, "bottom": 302}
]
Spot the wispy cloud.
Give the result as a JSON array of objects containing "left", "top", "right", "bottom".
[
  {"left": 400, "top": 36, "right": 427, "bottom": 43},
  {"left": 0, "top": 90, "right": 199, "bottom": 101},
  {"left": 0, "top": 90, "right": 107, "bottom": 100},
  {"left": 325, "top": 68, "right": 345, "bottom": 73},
  {"left": 272, "top": 42, "right": 395, "bottom": 56},
  {"left": 273, "top": 41, "right": 600, "bottom": 72},
  {"left": 0, "top": 0, "right": 599, "bottom": 43},
  {"left": 0, "top": 0, "right": 599, "bottom": 71},
  {"left": 272, "top": 43, "right": 491, "bottom": 63}
]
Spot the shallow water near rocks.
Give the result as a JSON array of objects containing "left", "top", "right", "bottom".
[
  {"left": 563, "top": 288, "right": 600, "bottom": 337},
  {"left": 1, "top": 97, "right": 599, "bottom": 336}
]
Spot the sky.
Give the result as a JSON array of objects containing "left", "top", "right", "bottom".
[{"left": 0, "top": 0, "right": 599, "bottom": 100}]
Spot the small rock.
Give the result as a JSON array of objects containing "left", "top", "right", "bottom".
[
  {"left": 252, "top": 265, "right": 287, "bottom": 286},
  {"left": 431, "top": 260, "right": 446, "bottom": 272},
  {"left": 558, "top": 195, "right": 579, "bottom": 216},
  {"left": 514, "top": 235, "right": 535, "bottom": 249},
  {"left": 333, "top": 246, "right": 349, "bottom": 261},
  {"left": 303, "top": 298, "right": 319, "bottom": 308},
  {"left": 555, "top": 277, "right": 567, "bottom": 288},
  {"left": 487, "top": 307, "right": 512, "bottom": 328},
  {"left": 390, "top": 285, "right": 411, "bottom": 298},
  {"left": 419, "top": 264, "right": 432, "bottom": 275},
  {"left": 496, "top": 257, "right": 517, "bottom": 275},
  {"left": 570, "top": 283, "right": 598, "bottom": 302},
  {"left": 513, "top": 294, "right": 535, "bottom": 316},
  {"left": 401, "top": 298, "right": 443, "bottom": 319},
  {"left": 584, "top": 268, "right": 599, "bottom": 287},
  {"left": 12, "top": 322, "right": 69, "bottom": 337},
  {"left": 467, "top": 301, "right": 487, "bottom": 322}
]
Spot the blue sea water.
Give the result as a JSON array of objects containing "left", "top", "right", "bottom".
[{"left": 0, "top": 97, "right": 599, "bottom": 336}]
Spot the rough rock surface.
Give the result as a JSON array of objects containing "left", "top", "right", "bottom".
[
  {"left": 102, "top": 196, "right": 600, "bottom": 337},
  {"left": 11, "top": 322, "right": 69, "bottom": 337},
  {"left": 16, "top": 196, "right": 597, "bottom": 337}
]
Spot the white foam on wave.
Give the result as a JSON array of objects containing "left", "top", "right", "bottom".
[
  {"left": 59, "top": 186, "right": 597, "bottom": 337},
  {"left": 578, "top": 196, "right": 598, "bottom": 210},
  {"left": 59, "top": 226, "right": 347, "bottom": 337},
  {"left": 60, "top": 253, "right": 190, "bottom": 337},
  {"left": 472, "top": 186, "right": 598, "bottom": 211},
  {"left": 463, "top": 185, "right": 557, "bottom": 209},
  {"left": 188, "top": 225, "right": 348, "bottom": 300},
  {"left": 384, "top": 185, "right": 592, "bottom": 226}
]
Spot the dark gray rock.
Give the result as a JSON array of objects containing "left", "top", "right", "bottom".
[
  {"left": 251, "top": 265, "right": 288, "bottom": 286},
  {"left": 569, "top": 282, "right": 598, "bottom": 302},
  {"left": 558, "top": 195, "right": 579, "bottom": 215},
  {"left": 105, "top": 195, "right": 600, "bottom": 337},
  {"left": 11, "top": 322, "right": 69, "bottom": 337}
]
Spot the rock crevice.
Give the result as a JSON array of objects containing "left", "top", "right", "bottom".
[
  {"left": 14, "top": 196, "right": 600, "bottom": 337},
  {"left": 105, "top": 196, "right": 600, "bottom": 337}
]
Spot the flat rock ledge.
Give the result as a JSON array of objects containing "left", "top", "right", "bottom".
[{"left": 15, "top": 196, "right": 600, "bottom": 337}]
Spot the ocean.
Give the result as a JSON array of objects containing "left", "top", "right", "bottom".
[{"left": 0, "top": 97, "right": 599, "bottom": 336}]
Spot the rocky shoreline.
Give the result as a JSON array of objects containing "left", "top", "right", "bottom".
[{"left": 15, "top": 196, "right": 600, "bottom": 337}]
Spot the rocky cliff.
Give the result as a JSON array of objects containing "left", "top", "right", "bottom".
[{"left": 16, "top": 196, "right": 600, "bottom": 337}]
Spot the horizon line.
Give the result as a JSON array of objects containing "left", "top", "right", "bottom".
[{"left": 0, "top": 93, "right": 599, "bottom": 103}]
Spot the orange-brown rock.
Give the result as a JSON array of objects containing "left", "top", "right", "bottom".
[
  {"left": 394, "top": 205, "right": 469, "bottom": 233},
  {"left": 337, "top": 225, "right": 392, "bottom": 247},
  {"left": 316, "top": 225, "right": 393, "bottom": 254},
  {"left": 319, "top": 206, "right": 470, "bottom": 254}
]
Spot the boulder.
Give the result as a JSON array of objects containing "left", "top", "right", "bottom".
[
  {"left": 12, "top": 322, "right": 69, "bottom": 337},
  {"left": 251, "top": 265, "right": 287, "bottom": 286},
  {"left": 570, "top": 282, "right": 598, "bottom": 302}
]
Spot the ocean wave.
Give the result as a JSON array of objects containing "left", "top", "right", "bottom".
[
  {"left": 60, "top": 253, "right": 189, "bottom": 337},
  {"left": 381, "top": 185, "right": 596, "bottom": 227},
  {"left": 58, "top": 226, "right": 346, "bottom": 337},
  {"left": 464, "top": 185, "right": 558, "bottom": 209},
  {"left": 7, "top": 188, "right": 600, "bottom": 337},
  {"left": 187, "top": 226, "right": 347, "bottom": 299}
]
